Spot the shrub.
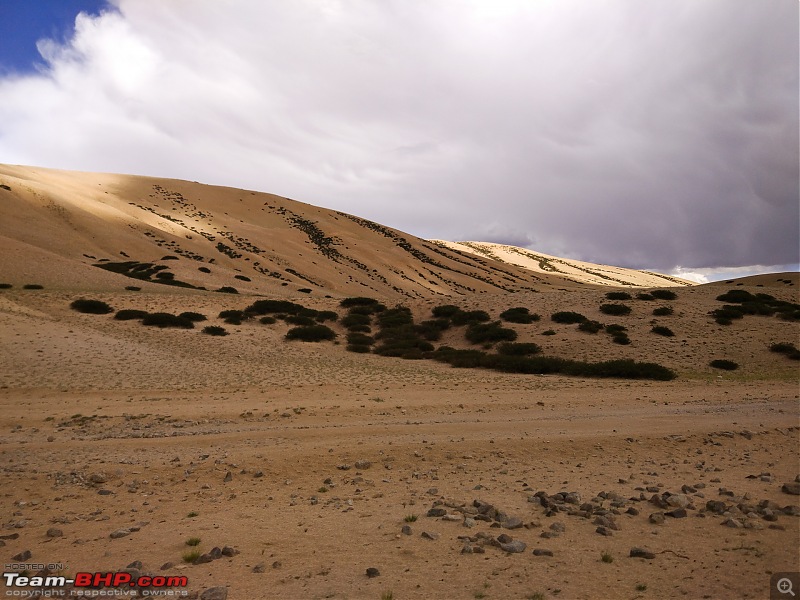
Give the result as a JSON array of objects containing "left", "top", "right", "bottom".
[
  {"left": 612, "top": 334, "right": 631, "bottom": 345},
  {"left": 716, "top": 289, "right": 756, "bottom": 303},
  {"left": 347, "top": 324, "right": 372, "bottom": 333},
  {"left": 0, "top": 283, "right": 12, "bottom": 289},
  {"left": 155, "top": 271, "right": 174, "bottom": 280},
  {"left": 234, "top": 274, "right": 251, "bottom": 281},
  {"left": 432, "top": 304, "right": 461, "bottom": 318},
  {"left": 346, "top": 344, "right": 371, "bottom": 353},
  {"left": 651, "top": 290, "right": 677, "bottom": 300},
  {"left": 71, "top": 299, "right": 114, "bottom": 314},
  {"left": 124, "top": 286, "right": 141, "bottom": 291},
  {"left": 541, "top": 330, "right": 556, "bottom": 336},
  {"left": 142, "top": 312, "right": 194, "bottom": 328},
  {"left": 599, "top": 303, "right": 631, "bottom": 316},
  {"left": 315, "top": 310, "right": 338, "bottom": 323},
  {"left": 285, "top": 315, "right": 316, "bottom": 326},
  {"left": 651, "top": 326, "right": 675, "bottom": 337},
  {"left": 347, "top": 333, "right": 374, "bottom": 345},
  {"left": 340, "top": 297, "right": 381, "bottom": 308},
  {"left": 709, "top": 359, "right": 738, "bottom": 371},
  {"left": 23, "top": 284, "right": 43, "bottom": 289},
  {"left": 377, "top": 307, "right": 414, "bottom": 328},
  {"left": 259, "top": 316, "right": 277, "bottom": 325},
  {"left": 347, "top": 305, "right": 378, "bottom": 316},
  {"left": 245, "top": 299, "right": 306, "bottom": 315},
  {"left": 342, "top": 313, "right": 371, "bottom": 328},
  {"left": 198, "top": 267, "right": 211, "bottom": 273},
  {"left": 219, "top": 310, "right": 250, "bottom": 325},
  {"left": 285, "top": 325, "right": 336, "bottom": 342},
  {"left": 465, "top": 321, "right": 517, "bottom": 344},
  {"left": 497, "top": 342, "right": 541, "bottom": 356},
  {"left": 298, "top": 288, "right": 312, "bottom": 294},
  {"left": 605, "top": 291, "right": 631, "bottom": 300},
  {"left": 216, "top": 286, "right": 238, "bottom": 294},
  {"left": 652, "top": 306, "right": 673, "bottom": 316},
  {"left": 114, "top": 309, "right": 149, "bottom": 321},
  {"left": 179, "top": 312, "right": 207, "bottom": 322},
  {"left": 604, "top": 323, "right": 627, "bottom": 334},
  {"left": 635, "top": 292, "right": 654, "bottom": 301},
  {"left": 500, "top": 307, "right": 541, "bottom": 324},
  {"left": 571, "top": 359, "right": 675, "bottom": 380},
  {"left": 451, "top": 310, "right": 491, "bottom": 326},
  {"left": 578, "top": 320, "right": 604, "bottom": 334},
  {"left": 414, "top": 322, "right": 444, "bottom": 341},
  {"left": 202, "top": 325, "right": 228, "bottom": 336},
  {"left": 551, "top": 311, "right": 587, "bottom": 324},
  {"left": 770, "top": 342, "right": 798, "bottom": 354}
]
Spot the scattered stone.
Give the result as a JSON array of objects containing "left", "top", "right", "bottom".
[
  {"left": 533, "top": 548, "right": 553, "bottom": 556},
  {"left": 549, "top": 522, "right": 565, "bottom": 533},
  {"left": 442, "top": 515, "right": 461, "bottom": 522},
  {"left": 46, "top": 528, "right": 63, "bottom": 538},
  {"left": 499, "top": 540, "right": 527, "bottom": 553},
  {"left": 496, "top": 533, "right": 513, "bottom": 544},
  {"left": 401, "top": 525, "right": 412, "bottom": 535},
  {"left": 127, "top": 561, "right": 143, "bottom": 570},
  {"left": 782, "top": 482, "right": 800, "bottom": 495},
  {"left": 461, "top": 544, "right": 474, "bottom": 554},
  {"left": 666, "top": 508, "right": 687, "bottom": 519},
  {"left": 706, "top": 500, "right": 727, "bottom": 514},
  {"left": 366, "top": 567, "right": 380, "bottom": 578},
  {"left": 12, "top": 550, "right": 31, "bottom": 561},
  {"left": 782, "top": 505, "right": 800, "bottom": 516},
  {"left": 97, "top": 489, "right": 114, "bottom": 496},
  {"left": 160, "top": 562, "right": 174, "bottom": 571},
  {"left": 253, "top": 471, "right": 263, "bottom": 478},
  {"left": 630, "top": 547, "right": 656, "bottom": 559},
  {"left": 221, "top": 546, "right": 238, "bottom": 557},
  {"left": 427, "top": 508, "right": 447, "bottom": 518},
  {"left": 272, "top": 561, "right": 282, "bottom": 569},
  {"left": 89, "top": 473, "right": 108, "bottom": 485},
  {"left": 252, "top": 563, "right": 265, "bottom": 573},
  {"left": 626, "top": 507, "right": 639, "bottom": 516},
  {"left": 223, "top": 471, "right": 232, "bottom": 483},
  {"left": 354, "top": 460, "right": 372, "bottom": 470},
  {"left": 109, "top": 529, "right": 131, "bottom": 539},
  {"left": 722, "top": 518, "right": 743, "bottom": 528},
  {"left": 421, "top": 531, "right": 440, "bottom": 540},
  {"left": 199, "top": 587, "right": 228, "bottom": 600},
  {"left": 194, "top": 554, "right": 214, "bottom": 564},
  {"left": 503, "top": 517, "right": 523, "bottom": 529},
  {"left": 337, "top": 464, "right": 351, "bottom": 471},
  {"left": 666, "top": 494, "right": 690, "bottom": 508},
  {"left": 463, "top": 518, "right": 476, "bottom": 528}
]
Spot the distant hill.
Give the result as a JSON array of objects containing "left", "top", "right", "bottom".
[{"left": 0, "top": 165, "right": 689, "bottom": 297}]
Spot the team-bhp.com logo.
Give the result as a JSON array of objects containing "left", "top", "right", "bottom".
[{"left": 3, "top": 571, "right": 188, "bottom": 597}]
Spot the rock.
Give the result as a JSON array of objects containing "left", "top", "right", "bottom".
[
  {"left": 354, "top": 460, "right": 372, "bottom": 470},
  {"left": 666, "top": 494, "right": 690, "bottom": 508},
  {"left": 533, "top": 548, "right": 553, "bottom": 556},
  {"left": 97, "top": 489, "right": 114, "bottom": 496},
  {"left": 223, "top": 471, "right": 232, "bottom": 483},
  {"left": 337, "top": 464, "right": 351, "bottom": 471},
  {"left": 208, "top": 547, "right": 223, "bottom": 559},
  {"left": 366, "top": 567, "right": 380, "bottom": 578},
  {"left": 630, "top": 547, "right": 656, "bottom": 559},
  {"left": 199, "top": 587, "right": 228, "bottom": 600},
  {"left": 160, "top": 562, "right": 174, "bottom": 571},
  {"left": 442, "top": 515, "right": 461, "bottom": 522},
  {"left": 593, "top": 515, "right": 619, "bottom": 530},
  {"left": 782, "top": 482, "right": 800, "bottom": 495},
  {"left": 89, "top": 473, "right": 108, "bottom": 484},
  {"left": 497, "top": 533, "right": 513, "bottom": 544},
  {"left": 126, "top": 561, "right": 143, "bottom": 570},
  {"left": 782, "top": 505, "right": 800, "bottom": 516},
  {"left": 252, "top": 563, "right": 265, "bottom": 573},
  {"left": 109, "top": 529, "right": 131, "bottom": 539},
  {"left": 272, "top": 561, "right": 282, "bottom": 569},
  {"left": 12, "top": 550, "right": 32, "bottom": 561},
  {"left": 665, "top": 507, "right": 688, "bottom": 519},
  {"left": 194, "top": 554, "right": 214, "bottom": 564},
  {"left": 596, "top": 526, "right": 613, "bottom": 536},
  {"left": 427, "top": 508, "right": 447, "bottom": 518},
  {"left": 722, "top": 518, "right": 743, "bottom": 528},
  {"left": 463, "top": 518, "right": 476, "bottom": 528},
  {"left": 626, "top": 507, "right": 639, "bottom": 516},
  {"left": 706, "top": 500, "right": 728, "bottom": 514},
  {"left": 499, "top": 540, "right": 527, "bottom": 553},
  {"left": 253, "top": 471, "right": 264, "bottom": 478},
  {"left": 401, "top": 525, "right": 412, "bottom": 535},
  {"left": 549, "top": 522, "right": 566, "bottom": 533},
  {"left": 421, "top": 531, "right": 440, "bottom": 540},
  {"left": 45, "top": 528, "right": 63, "bottom": 538},
  {"left": 503, "top": 517, "right": 524, "bottom": 529}
]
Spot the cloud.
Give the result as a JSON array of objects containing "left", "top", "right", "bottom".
[{"left": 0, "top": 0, "right": 797, "bottom": 274}]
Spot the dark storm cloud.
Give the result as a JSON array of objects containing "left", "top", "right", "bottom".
[{"left": 0, "top": 0, "right": 796, "bottom": 278}]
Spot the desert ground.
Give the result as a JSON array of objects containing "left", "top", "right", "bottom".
[{"left": 0, "top": 166, "right": 798, "bottom": 599}]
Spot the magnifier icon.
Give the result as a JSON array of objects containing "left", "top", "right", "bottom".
[{"left": 778, "top": 578, "right": 796, "bottom": 596}]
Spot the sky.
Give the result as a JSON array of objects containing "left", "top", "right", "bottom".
[{"left": 0, "top": 1, "right": 797, "bottom": 283}]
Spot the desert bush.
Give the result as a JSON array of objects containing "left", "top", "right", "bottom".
[
  {"left": 259, "top": 316, "right": 277, "bottom": 325},
  {"left": 298, "top": 288, "right": 312, "bottom": 294},
  {"left": 284, "top": 314, "right": 315, "bottom": 326},
  {"left": 347, "top": 305, "right": 378, "bottom": 316},
  {"left": 340, "top": 297, "right": 381, "bottom": 308},
  {"left": 202, "top": 325, "right": 228, "bottom": 336},
  {"left": 124, "top": 285, "right": 141, "bottom": 291},
  {"left": 432, "top": 304, "right": 461, "bottom": 318},
  {"left": 500, "top": 307, "right": 541, "bottom": 324},
  {"left": 346, "top": 344, "right": 371, "bottom": 353},
  {"left": 497, "top": 342, "right": 541, "bottom": 356},
  {"left": 216, "top": 286, "right": 238, "bottom": 294},
  {"left": 711, "top": 307, "right": 744, "bottom": 323},
  {"left": 431, "top": 348, "right": 488, "bottom": 369},
  {"left": 414, "top": 322, "right": 444, "bottom": 342},
  {"left": 770, "top": 342, "right": 800, "bottom": 360},
  {"left": 605, "top": 291, "right": 632, "bottom": 300},
  {"left": 285, "top": 325, "right": 336, "bottom": 342},
  {"left": 179, "top": 312, "right": 207, "bottom": 322},
  {"left": 551, "top": 311, "right": 587, "bottom": 324},
  {"left": 451, "top": 310, "right": 491, "bottom": 326},
  {"left": 71, "top": 299, "right": 114, "bottom": 314},
  {"left": 652, "top": 306, "right": 674, "bottom": 316},
  {"left": 651, "top": 326, "right": 675, "bottom": 337},
  {"left": 23, "top": 284, "right": 43, "bottom": 289},
  {"left": 420, "top": 318, "right": 451, "bottom": 331},
  {"left": 348, "top": 324, "right": 372, "bottom": 333},
  {"left": 635, "top": 292, "right": 654, "bottom": 301},
  {"left": 578, "top": 320, "right": 604, "bottom": 334},
  {"left": 347, "top": 333, "right": 374, "bottom": 346},
  {"left": 599, "top": 303, "right": 631, "bottom": 316},
  {"left": 315, "top": 310, "right": 338, "bottom": 322},
  {"left": 245, "top": 299, "right": 306, "bottom": 315},
  {"left": 571, "top": 359, "right": 675, "bottom": 380},
  {"left": 651, "top": 290, "right": 677, "bottom": 300},
  {"left": 234, "top": 274, "right": 251, "bottom": 282},
  {"left": 465, "top": 321, "right": 517, "bottom": 344},
  {"left": 142, "top": 312, "right": 194, "bottom": 328},
  {"left": 198, "top": 267, "right": 211, "bottom": 273},
  {"left": 541, "top": 330, "right": 556, "bottom": 336},
  {"left": 612, "top": 334, "right": 631, "bottom": 345},
  {"left": 709, "top": 359, "right": 738, "bottom": 370},
  {"left": 114, "top": 309, "right": 149, "bottom": 321},
  {"left": 0, "top": 283, "right": 12, "bottom": 289},
  {"left": 716, "top": 289, "right": 756, "bottom": 303},
  {"left": 604, "top": 323, "right": 627, "bottom": 333},
  {"left": 155, "top": 271, "right": 175, "bottom": 280},
  {"left": 342, "top": 313, "right": 371, "bottom": 328},
  {"left": 219, "top": 309, "right": 251, "bottom": 325},
  {"left": 161, "top": 255, "right": 178, "bottom": 261},
  {"left": 377, "top": 307, "right": 414, "bottom": 328}
]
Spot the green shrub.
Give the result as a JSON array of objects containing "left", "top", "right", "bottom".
[
  {"left": 605, "top": 291, "right": 632, "bottom": 300},
  {"left": 500, "top": 307, "right": 541, "bottom": 324},
  {"left": 198, "top": 267, "right": 211, "bottom": 273},
  {"left": 551, "top": 311, "right": 587, "bottom": 324},
  {"left": 124, "top": 285, "right": 141, "bottom": 291},
  {"left": 216, "top": 286, "right": 238, "bottom": 294},
  {"left": 599, "top": 303, "right": 631, "bottom": 316},
  {"left": 636, "top": 292, "right": 654, "bottom": 300},
  {"left": 179, "top": 311, "right": 207, "bottom": 322},
  {"left": 285, "top": 315, "right": 316, "bottom": 326},
  {"left": 716, "top": 289, "right": 756, "bottom": 303},
  {"left": 347, "top": 333, "right": 374, "bottom": 345},
  {"left": 451, "top": 310, "right": 491, "bottom": 326},
  {"left": 571, "top": 359, "right": 675, "bottom": 380},
  {"left": 651, "top": 326, "right": 675, "bottom": 337},
  {"left": 578, "top": 320, "right": 604, "bottom": 334},
  {"left": 0, "top": 283, "right": 12, "bottom": 289},
  {"left": 114, "top": 309, "right": 149, "bottom": 321},
  {"left": 770, "top": 342, "right": 798, "bottom": 354},
  {"left": 155, "top": 271, "right": 174, "bottom": 280},
  {"left": 709, "top": 359, "right": 738, "bottom": 371},
  {"left": 652, "top": 306, "right": 673, "bottom": 316},
  {"left": 340, "top": 297, "right": 381, "bottom": 308},
  {"left": 246, "top": 300, "right": 307, "bottom": 315},
  {"left": 541, "top": 330, "right": 556, "bottom": 336},
  {"left": 315, "top": 310, "right": 338, "bottom": 322},
  {"left": 70, "top": 299, "right": 114, "bottom": 314},
  {"left": 219, "top": 310, "right": 251, "bottom": 325},
  {"left": 202, "top": 325, "right": 228, "bottom": 336},
  {"left": 285, "top": 325, "right": 336, "bottom": 342},
  {"left": 465, "top": 321, "right": 517, "bottom": 344},
  {"left": 377, "top": 306, "right": 414, "bottom": 328},
  {"left": 342, "top": 313, "right": 371, "bottom": 328},
  {"left": 298, "top": 288, "right": 312, "bottom": 294},
  {"left": 259, "top": 316, "right": 277, "bottom": 325},
  {"left": 612, "top": 334, "right": 631, "bottom": 345},
  {"left": 497, "top": 342, "right": 541, "bottom": 356},
  {"left": 651, "top": 290, "right": 677, "bottom": 300},
  {"left": 432, "top": 304, "right": 461, "bottom": 318},
  {"left": 604, "top": 323, "right": 627, "bottom": 334},
  {"left": 346, "top": 344, "right": 371, "bottom": 353},
  {"left": 142, "top": 313, "right": 194, "bottom": 328},
  {"left": 234, "top": 274, "right": 251, "bottom": 281},
  {"left": 23, "top": 284, "right": 43, "bottom": 289},
  {"left": 347, "top": 324, "right": 372, "bottom": 333}
]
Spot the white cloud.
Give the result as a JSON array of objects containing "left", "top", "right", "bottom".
[{"left": 0, "top": 0, "right": 797, "bottom": 274}]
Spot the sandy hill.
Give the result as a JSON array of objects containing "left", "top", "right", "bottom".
[
  {"left": 0, "top": 164, "right": 690, "bottom": 297},
  {"left": 435, "top": 241, "right": 693, "bottom": 288}
]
